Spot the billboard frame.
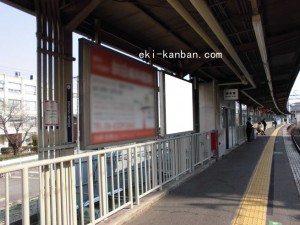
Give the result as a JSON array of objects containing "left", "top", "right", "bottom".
[
  {"left": 79, "top": 39, "right": 158, "bottom": 149},
  {"left": 160, "top": 72, "right": 195, "bottom": 137}
]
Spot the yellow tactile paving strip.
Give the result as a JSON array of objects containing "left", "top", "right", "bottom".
[{"left": 232, "top": 126, "right": 281, "bottom": 225}]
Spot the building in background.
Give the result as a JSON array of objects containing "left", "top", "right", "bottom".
[
  {"left": 0, "top": 73, "right": 37, "bottom": 148},
  {"left": 289, "top": 102, "right": 300, "bottom": 124}
]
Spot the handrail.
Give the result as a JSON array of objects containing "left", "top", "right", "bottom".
[
  {"left": 0, "top": 132, "right": 205, "bottom": 173},
  {"left": 0, "top": 129, "right": 246, "bottom": 225}
]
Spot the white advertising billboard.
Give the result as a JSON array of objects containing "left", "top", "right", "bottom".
[
  {"left": 79, "top": 39, "right": 157, "bottom": 148},
  {"left": 165, "top": 74, "right": 194, "bottom": 135}
]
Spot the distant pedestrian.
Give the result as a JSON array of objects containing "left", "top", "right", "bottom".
[
  {"left": 246, "top": 117, "right": 253, "bottom": 142},
  {"left": 273, "top": 119, "right": 277, "bottom": 129},
  {"left": 261, "top": 118, "right": 267, "bottom": 132}
]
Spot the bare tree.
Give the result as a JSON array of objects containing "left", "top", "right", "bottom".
[{"left": 0, "top": 102, "right": 35, "bottom": 155}]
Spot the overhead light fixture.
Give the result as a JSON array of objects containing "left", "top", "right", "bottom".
[
  {"left": 252, "top": 15, "right": 268, "bottom": 64},
  {"left": 263, "top": 64, "right": 271, "bottom": 81},
  {"left": 252, "top": 14, "right": 285, "bottom": 114}
]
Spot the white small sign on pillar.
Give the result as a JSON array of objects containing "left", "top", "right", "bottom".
[
  {"left": 224, "top": 89, "right": 239, "bottom": 100},
  {"left": 44, "top": 100, "right": 59, "bottom": 126}
]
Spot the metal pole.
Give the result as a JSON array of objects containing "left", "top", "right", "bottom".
[
  {"left": 5, "top": 174, "right": 10, "bottom": 225},
  {"left": 87, "top": 156, "right": 95, "bottom": 223},
  {"left": 134, "top": 146, "right": 140, "bottom": 205},
  {"left": 22, "top": 168, "right": 30, "bottom": 225}
]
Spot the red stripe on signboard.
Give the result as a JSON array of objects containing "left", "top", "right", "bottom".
[
  {"left": 92, "top": 129, "right": 156, "bottom": 145},
  {"left": 90, "top": 46, "right": 155, "bottom": 88}
]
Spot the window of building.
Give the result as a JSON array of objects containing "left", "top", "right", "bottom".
[
  {"left": 0, "top": 98, "right": 4, "bottom": 110},
  {"left": 25, "top": 101, "right": 36, "bottom": 111},
  {"left": 8, "top": 82, "right": 21, "bottom": 94},
  {"left": 0, "top": 80, "right": 4, "bottom": 91},
  {"left": 8, "top": 116, "right": 21, "bottom": 128},
  {"left": 27, "top": 117, "right": 37, "bottom": 127},
  {"left": 0, "top": 98, "right": 4, "bottom": 116},
  {"left": 8, "top": 99, "right": 21, "bottom": 109},
  {"left": 25, "top": 85, "right": 36, "bottom": 95}
]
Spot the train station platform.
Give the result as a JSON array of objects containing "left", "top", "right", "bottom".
[{"left": 101, "top": 125, "right": 300, "bottom": 225}]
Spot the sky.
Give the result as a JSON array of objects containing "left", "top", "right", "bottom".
[
  {"left": 0, "top": 2, "right": 81, "bottom": 79},
  {"left": 0, "top": 2, "right": 36, "bottom": 77},
  {"left": 0, "top": 2, "right": 299, "bottom": 101}
]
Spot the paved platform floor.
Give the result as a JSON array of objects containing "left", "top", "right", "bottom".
[{"left": 100, "top": 125, "right": 300, "bottom": 225}]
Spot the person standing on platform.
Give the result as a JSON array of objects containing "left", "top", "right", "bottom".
[
  {"left": 246, "top": 117, "right": 253, "bottom": 142},
  {"left": 273, "top": 119, "right": 277, "bottom": 129},
  {"left": 261, "top": 118, "right": 267, "bottom": 132}
]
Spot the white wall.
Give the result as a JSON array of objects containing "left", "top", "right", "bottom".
[
  {"left": 198, "top": 83, "right": 241, "bottom": 157},
  {"left": 199, "top": 82, "right": 216, "bottom": 132},
  {"left": 218, "top": 88, "right": 240, "bottom": 155}
]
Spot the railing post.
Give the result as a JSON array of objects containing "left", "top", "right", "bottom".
[
  {"left": 5, "top": 173, "right": 9, "bottom": 225},
  {"left": 87, "top": 155, "right": 95, "bottom": 224},
  {"left": 70, "top": 160, "right": 77, "bottom": 225},
  {"left": 55, "top": 163, "right": 62, "bottom": 225},
  {"left": 175, "top": 139, "right": 179, "bottom": 180},
  {"left": 190, "top": 135, "right": 193, "bottom": 172},
  {"left": 100, "top": 154, "right": 108, "bottom": 215},
  {"left": 162, "top": 141, "right": 166, "bottom": 182},
  {"left": 171, "top": 139, "right": 176, "bottom": 180},
  {"left": 158, "top": 142, "right": 162, "bottom": 191},
  {"left": 134, "top": 146, "right": 140, "bottom": 205},
  {"left": 39, "top": 167, "right": 45, "bottom": 225},
  {"left": 50, "top": 164, "right": 57, "bottom": 225},
  {"left": 61, "top": 162, "right": 67, "bottom": 225},
  {"left": 22, "top": 167, "right": 30, "bottom": 225},
  {"left": 78, "top": 159, "right": 84, "bottom": 225},
  {"left": 44, "top": 166, "right": 51, "bottom": 225},
  {"left": 127, "top": 148, "right": 133, "bottom": 208},
  {"left": 152, "top": 144, "right": 157, "bottom": 188}
]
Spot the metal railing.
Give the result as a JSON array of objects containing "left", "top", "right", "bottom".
[{"left": 0, "top": 131, "right": 215, "bottom": 225}]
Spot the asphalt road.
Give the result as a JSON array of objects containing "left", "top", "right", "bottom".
[{"left": 0, "top": 167, "right": 40, "bottom": 209}]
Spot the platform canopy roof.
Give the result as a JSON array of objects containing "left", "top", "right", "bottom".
[{"left": 3, "top": 0, "right": 300, "bottom": 114}]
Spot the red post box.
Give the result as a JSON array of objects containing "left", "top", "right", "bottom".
[{"left": 211, "top": 131, "right": 218, "bottom": 153}]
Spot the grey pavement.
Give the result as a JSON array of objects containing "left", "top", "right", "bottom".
[
  {"left": 266, "top": 127, "right": 300, "bottom": 225},
  {"left": 0, "top": 164, "right": 39, "bottom": 210}
]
